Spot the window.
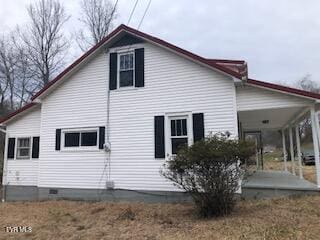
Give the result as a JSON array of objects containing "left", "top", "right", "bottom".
[
  {"left": 17, "top": 138, "right": 30, "bottom": 159},
  {"left": 63, "top": 129, "right": 98, "bottom": 149},
  {"left": 170, "top": 118, "right": 189, "bottom": 154},
  {"left": 119, "top": 52, "right": 134, "bottom": 87}
]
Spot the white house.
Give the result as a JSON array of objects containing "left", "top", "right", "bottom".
[{"left": 1, "top": 24, "right": 320, "bottom": 201}]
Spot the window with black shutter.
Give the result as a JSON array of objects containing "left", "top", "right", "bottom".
[
  {"left": 119, "top": 52, "right": 134, "bottom": 87},
  {"left": 110, "top": 47, "right": 144, "bottom": 90},
  {"left": 169, "top": 117, "right": 189, "bottom": 154},
  {"left": 60, "top": 127, "right": 103, "bottom": 150}
]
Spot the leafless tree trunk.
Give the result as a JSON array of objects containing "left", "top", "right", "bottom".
[
  {"left": 76, "top": 0, "right": 117, "bottom": 51},
  {"left": 20, "top": 0, "right": 69, "bottom": 87},
  {"left": 0, "top": 36, "right": 16, "bottom": 111},
  {"left": 295, "top": 74, "right": 320, "bottom": 144}
]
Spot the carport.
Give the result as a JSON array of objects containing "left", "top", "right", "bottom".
[{"left": 236, "top": 79, "right": 320, "bottom": 197}]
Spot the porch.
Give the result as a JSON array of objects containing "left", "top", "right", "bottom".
[
  {"left": 242, "top": 170, "right": 319, "bottom": 199},
  {"left": 236, "top": 83, "right": 320, "bottom": 198}
]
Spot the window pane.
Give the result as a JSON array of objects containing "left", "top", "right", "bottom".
[
  {"left": 176, "top": 120, "right": 182, "bottom": 136},
  {"left": 81, "top": 132, "right": 97, "bottom": 146},
  {"left": 18, "top": 138, "right": 30, "bottom": 148},
  {"left": 171, "top": 138, "right": 188, "bottom": 154},
  {"left": 120, "top": 53, "right": 133, "bottom": 70},
  {"left": 182, "top": 119, "right": 187, "bottom": 136},
  {"left": 120, "top": 70, "right": 134, "bottom": 87},
  {"left": 65, "top": 132, "right": 80, "bottom": 147},
  {"left": 171, "top": 120, "right": 176, "bottom": 136},
  {"left": 19, "top": 148, "right": 29, "bottom": 157},
  {"left": 120, "top": 55, "right": 125, "bottom": 70}
]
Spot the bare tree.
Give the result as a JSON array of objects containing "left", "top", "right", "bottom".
[
  {"left": 296, "top": 74, "right": 320, "bottom": 93},
  {"left": 294, "top": 74, "right": 320, "bottom": 144},
  {"left": 76, "top": 0, "right": 117, "bottom": 51},
  {"left": 0, "top": 33, "right": 38, "bottom": 112},
  {"left": 0, "top": 35, "right": 17, "bottom": 110},
  {"left": 21, "top": 0, "right": 69, "bottom": 87}
]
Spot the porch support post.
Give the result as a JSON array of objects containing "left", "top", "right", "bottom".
[
  {"left": 289, "top": 127, "right": 295, "bottom": 175},
  {"left": 311, "top": 107, "right": 320, "bottom": 187},
  {"left": 295, "top": 125, "right": 303, "bottom": 179},
  {"left": 281, "top": 129, "right": 288, "bottom": 171}
]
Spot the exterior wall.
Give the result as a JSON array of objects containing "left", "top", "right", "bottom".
[
  {"left": 236, "top": 85, "right": 312, "bottom": 111},
  {"left": 37, "top": 42, "right": 238, "bottom": 192},
  {"left": 39, "top": 52, "right": 109, "bottom": 189},
  {"left": 4, "top": 107, "right": 41, "bottom": 186},
  {"left": 108, "top": 43, "right": 237, "bottom": 191}
]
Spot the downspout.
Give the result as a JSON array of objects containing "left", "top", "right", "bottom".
[
  {"left": 0, "top": 127, "right": 7, "bottom": 202},
  {"left": 104, "top": 49, "right": 113, "bottom": 189}
]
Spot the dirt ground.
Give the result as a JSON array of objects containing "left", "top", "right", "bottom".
[{"left": 0, "top": 195, "right": 320, "bottom": 240}]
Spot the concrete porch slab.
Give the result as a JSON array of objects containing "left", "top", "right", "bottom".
[{"left": 242, "top": 170, "right": 319, "bottom": 199}]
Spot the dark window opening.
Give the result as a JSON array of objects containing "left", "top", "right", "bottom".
[
  {"left": 64, "top": 133, "right": 80, "bottom": 147},
  {"left": 119, "top": 70, "right": 134, "bottom": 87},
  {"left": 81, "top": 132, "right": 97, "bottom": 146},
  {"left": 171, "top": 138, "right": 188, "bottom": 154}
]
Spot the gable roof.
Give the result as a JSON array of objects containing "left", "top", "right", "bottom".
[
  {"left": 31, "top": 24, "right": 245, "bottom": 101},
  {"left": 1, "top": 24, "right": 320, "bottom": 125},
  {"left": 0, "top": 102, "right": 39, "bottom": 125},
  {"left": 247, "top": 78, "right": 320, "bottom": 100}
]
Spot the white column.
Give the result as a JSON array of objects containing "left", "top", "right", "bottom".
[
  {"left": 289, "top": 127, "right": 295, "bottom": 175},
  {"left": 295, "top": 125, "right": 303, "bottom": 179},
  {"left": 281, "top": 129, "right": 288, "bottom": 171},
  {"left": 310, "top": 107, "right": 320, "bottom": 187}
]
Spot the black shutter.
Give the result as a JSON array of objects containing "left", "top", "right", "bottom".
[
  {"left": 109, "top": 52, "right": 117, "bottom": 90},
  {"left": 32, "top": 137, "right": 40, "bottom": 158},
  {"left": 99, "top": 126, "right": 105, "bottom": 149},
  {"left": 7, "top": 138, "right": 15, "bottom": 159},
  {"left": 135, "top": 48, "right": 144, "bottom": 87},
  {"left": 55, "top": 129, "right": 61, "bottom": 150},
  {"left": 154, "top": 116, "right": 165, "bottom": 158},
  {"left": 193, "top": 113, "right": 205, "bottom": 142}
]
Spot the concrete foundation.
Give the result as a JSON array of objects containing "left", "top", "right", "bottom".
[{"left": 4, "top": 185, "right": 192, "bottom": 203}]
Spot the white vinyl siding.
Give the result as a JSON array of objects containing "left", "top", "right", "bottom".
[
  {"left": 4, "top": 107, "right": 41, "bottom": 186},
  {"left": 39, "top": 51, "right": 108, "bottom": 189},
  {"left": 236, "top": 85, "right": 312, "bottom": 111},
  {"left": 7, "top": 42, "right": 238, "bottom": 192},
  {"left": 108, "top": 43, "right": 237, "bottom": 191}
]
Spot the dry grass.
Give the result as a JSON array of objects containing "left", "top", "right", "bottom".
[
  {"left": 0, "top": 196, "right": 320, "bottom": 240},
  {"left": 262, "top": 150, "right": 317, "bottom": 184},
  {"left": 264, "top": 159, "right": 317, "bottom": 183}
]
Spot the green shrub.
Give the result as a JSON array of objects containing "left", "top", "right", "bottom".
[{"left": 161, "top": 133, "right": 255, "bottom": 218}]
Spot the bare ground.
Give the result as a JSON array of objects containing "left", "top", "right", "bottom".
[{"left": 0, "top": 195, "right": 320, "bottom": 240}]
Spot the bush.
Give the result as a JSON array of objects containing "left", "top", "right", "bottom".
[{"left": 161, "top": 133, "right": 255, "bottom": 218}]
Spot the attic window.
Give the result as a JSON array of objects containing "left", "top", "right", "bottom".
[{"left": 118, "top": 52, "right": 134, "bottom": 87}]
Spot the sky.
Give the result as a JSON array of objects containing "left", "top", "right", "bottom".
[{"left": 1, "top": 0, "right": 320, "bottom": 86}]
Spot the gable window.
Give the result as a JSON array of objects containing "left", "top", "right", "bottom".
[
  {"left": 118, "top": 52, "right": 134, "bottom": 87},
  {"left": 62, "top": 128, "right": 98, "bottom": 150},
  {"left": 17, "top": 138, "right": 31, "bottom": 159}
]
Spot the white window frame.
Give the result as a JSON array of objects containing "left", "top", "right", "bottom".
[
  {"left": 117, "top": 51, "right": 135, "bottom": 89},
  {"left": 16, "top": 137, "right": 31, "bottom": 159},
  {"left": 61, "top": 127, "right": 99, "bottom": 151},
  {"left": 165, "top": 112, "right": 193, "bottom": 157}
]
